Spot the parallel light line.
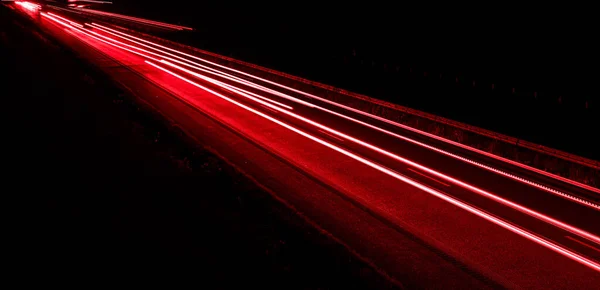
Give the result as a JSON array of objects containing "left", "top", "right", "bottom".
[
  {"left": 85, "top": 22, "right": 600, "bottom": 207},
  {"left": 146, "top": 60, "right": 600, "bottom": 273},
  {"left": 41, "top": 11, "right": 600, "bottom": 271},
  {"left": 75, "top": 7, "right": 192, "bottom": 30},
  {"left": 159, "top": 59, "right": 600, "bottom": 246},
  {"left": 47, "top": 11, "right": 600, "bottom": 245},
  {"left": 47, "top": 12, "right": 84, "bottom": 28},
  {"left": 84, "top": 23, "right": 294, "bottom": 110}
]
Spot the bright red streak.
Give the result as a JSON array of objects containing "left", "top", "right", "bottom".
[
  {"left": 69, "top": 0, "right": 112, "bottom": 3},
  {"left": 146, "top": 60, "right": 600, "bottom": 272},
  {"left": 41, "top": 10, "right": 600, "bottom": 269},
  {"left": 76, "top": 8, "right": 192, "bottom": 31},
  {"left": 86, "top": 23, "right": 600, "bottom": 202},
  {"left": 41, "top": 13, "right": 160, "bottom": 62},
  {"left": 15, "top": 1, "right": 41, "bottom": 12},
  {"left": 51, "top": 13, "right": 600, "bottom": 245},
  {"left": 43, "top": 13, "right": 290, "bottom": 113},
  {"left": 159, "top": 59, "right": 600, "bottom": 246},
  {"left": 47, "top": 12, "right": 84, "bottom": 28}
]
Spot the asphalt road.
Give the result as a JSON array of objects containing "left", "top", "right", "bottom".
[{"left": 11, "top": 3, "right": 600, "bottom": 288}]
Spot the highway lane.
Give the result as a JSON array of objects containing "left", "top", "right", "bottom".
[
  {"left": 85, "top": 18, "right": 600, "bottom": 205},
  {"left": 15, "top": 5, "right": 600, "bottom": 287},
  {"left": 147, "top": 59, "right": 600, "bottom": 263},
  {"left": 41, "top": 1, "right": 600, "bottom": 276},
  {"left": 18, "top": 5, "right": 600, "bottom": 204},
  {"left": 78, "top": 18, "right": 600, "bottom": 239}
]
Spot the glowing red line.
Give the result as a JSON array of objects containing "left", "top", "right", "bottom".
[
  {"left": 15, "top": 1, "right": 41, "bottom": 12},
  {"left": 87, "top": 24, "right": 256, "bottom": 85},
  {"left": 565, "top": 236, "right": 600, "bottom": 253},
  {"left": 41, "top": 13, "right": 76, "bottom": 28},
  {"left": 47, "top": 12, "right": 84, "bottom": 28},
  {"left": 48, "top": 13, "right": 600, "bottom": 246},
  {"left": 86, "top": 23, "right": 600, "bottom": 201},
  {"left": 146, "top": 60, "right": 600, "bottom": 272},
  {"left": 86, "top": 23, "right": 342, "bottom": 115},
  {"left": 82, "top": 23, "right": 288, "bottom": 111},
  {"left": 69, "top": 0, "right": 112, "bottom": 3},
  {"left": 43, "top": 13, "right": 292, "bottom": 112},
  {"left": 407, "top": 168, "right": 451, "bottom": 187},
  {"left": 77, "top": 8, "right": 192, "bottom": 30},
  {"left": 159, "top": 59, "right": 600, "bottom": 246},
  {"left": 41, "top": 13, "right": 160, "bottom": 62},
  {"left": 44, "top": 12, "right": 600, "bottom": 265},
  {"left": 199, "top": 77, "right": 293, "bottom": 110}
]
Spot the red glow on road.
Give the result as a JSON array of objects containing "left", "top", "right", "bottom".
[
  {"left": 75, "top": 7, "right": 192, "bottom": 31},
  {"left": 68, "top": 0, "right": 112, "bottom": 3},
  {"left": 41, "top": 13, "right": 161, "bottom": 62},
  {"left": 15, "top": 1, "right": 41, "bottom": 13},
  {"left": 158, "top": 59, "right": 600, "bottom": 246},
  {"left": 77, "top": 23, "right": 600, "bottom": 247},
  {"left": 85, "top": 23, "right": 600, "bottom": 205},
  {"left": 47, "top": 12, "right": 84, "bottom": 28},
  {"left": 146, "top": 60, "right": 600, "bottom": 273},
  {"left": 50, "top": 12, "right": 600, "bottom": 245},
  {"left": 38, "top": 11, "right": 600, "bottom": 272}
]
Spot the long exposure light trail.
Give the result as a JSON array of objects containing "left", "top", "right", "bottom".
[
  {"left": 41, "top": 13, "right": 161, "bottom": 62},
  {"left": 15, "top": 1, "right": 40, "bottom": 12},
  {"left": 42, "top": 12, "right": 600, "bottom": 247},
  {"left": 47, "top": 12, "right": 84, "bottom": 28},
  {"left": 75, "top": 7, "right": 192, "bottom": 31},
  {"left": 79, "top": 25, "right": 597, "bottom": 197},
  {"left": 39, "top": 10, "right": 600, "bottom": 272},
  {"left": 85, "top": 22, "right": 600, "bottom": 207},
  {"left": 158, "top": 59, "right": 600, "bottom": 246},
  {"left": 145, "top": 60, "right": 600, "bottom": 272}
]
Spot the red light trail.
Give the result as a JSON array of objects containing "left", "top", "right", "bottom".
[
  {"left": 145, "top": 59, "right": 600, "bottom": 273},
  {"left": 158, "top": 58, "right": 600, "bottom": 246},
  {"left": 72, "top": 22, "right": 600, "bottom": 212},
  {"left": 37, "top": 10, "right": 600, "bottom": 273},
  {"left": 47, "top": 12, "right": 83, "bottom": 28},
  {"left": 74, "top": 7, "right": 192, "bottom": 31},
  {"left": 84, "top": 23, "right": 600, "bottom": 206},
  {"left": 14, "top": 1, "right": 40, "bottom": 13}
]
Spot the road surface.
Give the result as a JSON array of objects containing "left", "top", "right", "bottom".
[{"left": 9, "top": 3, "right": 600, "bottom": 288}]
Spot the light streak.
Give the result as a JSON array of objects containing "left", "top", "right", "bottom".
[
  {"left": 15, "top": 1, "right": 40, "bottom": 12},
  {"left": 146, "top": 60, "right": 600, "bottom": 272},
  {"left": 40, "top": 10, "right": 600, "bottom": 272},
  {"left": 75, "top": 7, "right": 192, "bottom": 31},
  {"left": 47, "top": 12, "right": 83, "bottom": 28},
  {"left": 85, "top": 23, "right": 600, "bottom": 204},
  {"left": 159, "top": 59, "right": 600, "bottom": 246},
  {"left": 41, "top": 13, "right": 160, "bottom": 61},
  {"left": 45, "top": 12, "right": 600, "bottom": 246}
]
